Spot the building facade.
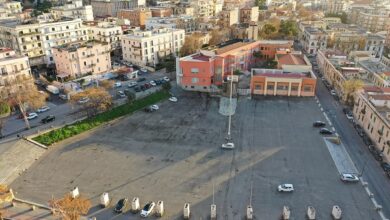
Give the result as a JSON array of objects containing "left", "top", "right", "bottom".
[
  {"left": 150, "top": 7, "right": 173, "bottom": 17},
  {"left": 51, "top": 0, "right": 94, "bottom": 21},
  {"left": 348, "top": 6, "right": 390, "bottom": 33},
  {"left": 177, "top": 40, "right": 293, "bottom": 92},
  {"left": 91, "top": 0, "right": 146, "bottom": 17},
  {"left": 321, "top": 0, "right": 347, "bottom": 14},
  {"left": 145, "top": 16, "right": 198, "bottom": 33},
  {"left": 301, "top": 26, "right": 327, "bottom": 55},
  {"left": 250, "top": 68, "right": 316, "bottom": 97},
  {"left": 219, "top": 7, "right": 239, "bottom": 27},
  {"left": 85, "top": 21, "right": 123, "bottom": 51},
  {"left": 52, "top": 41, "right": 111, "bottom": 78},
  {"left": 354, "top": 87, "right": 390, "bottom": 162},
  {"left": 0, "top": 17, "right": 88, "bottom": 67},
  {"left": 118, "top": 8, "right": 152, "bottom": 28},
  {"left": 239, "top": 6, "right": 259, "bottom": 24},
  {"left": 0, "top": 1, "right": 22, "bottom": 19},
  {"left": 121, "top": 28, "right": 185, "bottom": 67},
  {"left": 0, "top": 48, "right": 32, "bottom": 98}
]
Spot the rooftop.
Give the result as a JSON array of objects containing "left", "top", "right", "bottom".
[
  {"left": 358, "top": 59, "right": 390, "bottom": 75},
  {"left": 276, "top": 54, "right": 308, "bottom": 66},
  {"left": 54, "top": 40, "right": 108, "bottom": 52},
  {"left": 252, "top": 68, "right": 314, "bottom": 78}
]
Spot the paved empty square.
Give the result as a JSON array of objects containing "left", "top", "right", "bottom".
[{"left": 11, "top": 93, "right": 379, "bottom": 219}]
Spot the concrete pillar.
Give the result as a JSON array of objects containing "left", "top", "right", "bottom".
[
  {"left": 264, "top": 80, "right": 267, "bottom": 96},
  {"left": 298, "top": 82, "right": 302, "bottom": 97},
  {"left": 288, "top": 82, "right": 292, "bottom": 96},
  {"left": 274, "top": 82, "right": 277, "bottom": 96}
]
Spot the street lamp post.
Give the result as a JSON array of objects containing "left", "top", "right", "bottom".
[{"left": 226, "top": 66, "right": 234, "bottom": 141}]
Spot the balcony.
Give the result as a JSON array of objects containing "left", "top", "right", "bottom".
[
  {"left": 361, "top": 108, "right": 366, "bottom": 114},
  {"left": 132, "top": 44, "right": 141, "bottom": 49},
  {"left": 378, "top": 129, "right": 384, "bottom": 136},
  {"left": 86, "top": 54, "right": 95, "bottom": 57}
]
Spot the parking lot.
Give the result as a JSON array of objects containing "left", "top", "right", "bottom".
[{"left": 10, "top": 93, "right": 379, "bottom": 219}]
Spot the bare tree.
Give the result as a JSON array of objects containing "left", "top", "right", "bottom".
[
  {"left": 99, "top": 80, "right": 114, "bottom": 90},
  {"left": 0, "top": 102, "right": 10, "bottom": 138},
  {"left": 342, "top": 79, "right": 364, "bottom": 106},
  {"left": 4, "top": 75, "right": 47, "bottom": 129},
  {"left": 70, "top": 87, "right": 112, "bottom": 117},
  {"left": 49, "top": 194, "right": 91, "bottom": 220}
]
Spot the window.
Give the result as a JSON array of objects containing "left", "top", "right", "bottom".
[
  {"left": 49, "top": 57, "right": 53, "bottom": 61},
  {"left": 191, "top": 68, "right": 199, "bottom": 73},
  {"left": 277, "top": 85, "right": 288, "bottom": 90},
  {"left": 144, "top": 42, "right": 147, "bottom": 47},
  {"left": 84, "top": 61, "right": 87, "bottom": 66},
  {"left": 291, "top": 86, "right": 298, "bottom": 91},
  {"left": 191, "top": 78, "right": 199, "bottom": 83},
  {"left": 267, "top": 85, "right": 274, "bottom": 90},
  {"left": 303, "top": 86, "right": 312, "bottom": 92},
  {"left": 255, "top": 85, "right": 261, "bottom": 90}
]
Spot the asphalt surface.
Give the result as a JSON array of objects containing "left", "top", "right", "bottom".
[
  {"left": 10, "top": 92, "right": 379, "bottom": 220},
  {"left": 314, "top": 57, "right": 390, "bottom": 218}
]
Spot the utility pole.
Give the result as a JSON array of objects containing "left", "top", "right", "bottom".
[{"left": 227, "top": 65, "right": 233, "bottom": 141}]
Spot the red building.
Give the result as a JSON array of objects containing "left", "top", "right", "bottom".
[{"left": 177, "top": 40, "right": 293, "bottom": 91}]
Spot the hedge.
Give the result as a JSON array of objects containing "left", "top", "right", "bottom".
[{"left": 33, "top": 91, "right": 170, "bottom": 145}]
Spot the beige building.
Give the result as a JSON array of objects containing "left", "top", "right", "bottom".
[
  {"left": 348, "top": 6, "right": 390, "bottom": 33},
  {"left": 51, "top": 0, "right": 94, "bottom": 21},
  {"left": 52, "top": 41, "right": 111, "bottom": 78},
  {"left": 145, "top": 16, "right": 198, "bottom": 33},
  {"left": 231, "top": 23, "right": 259, "bottom": 40},
  {"left": 121, "top": 28, "right": 185, "bottom": 67},
  {"left": 317, "top": 49, "right": 363, "bottom": 99},
  {"left": 84, "top": 21, "right": 123, "bottom": 51},
  {"left": 321, "top": 0, "right": 347, "bottom": 14},
  {"left": 173, "top": 5, "right": 194, "bottom": 16},
  {"left": 301, "top": 26, "right": 327, "bottom": 55},
  {"left": 0, "top": 48, "right": 32, "bottom": 98},
  {"left": 219, "top": 7, "right": 239, "bottom": 27},
  {"left": 0, "top": 17, "right": 88, "bottom": 66},
  {"left": 239, "top": 6, "right": 259, "bottom": 24},
  {"left": 118, "top": 8, "right": 152, "bottom": 28},
  {"left": 0, "top": 1, "right": 22, "bottom": 19},
  {"left": 183, "top": 0, "right": 222, "bottom": 18},
  {"left": 91, "top": 0, "right": 146, "bottom": 17},
  {"left": 354, "top": 86, "right": 390, "bottom": 161}
]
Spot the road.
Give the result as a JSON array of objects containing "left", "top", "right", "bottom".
[
  {"left": 313, "top": 56, "right": 390, "bottom": 218},
  {"left": 0, "top": 69, "right": 170, "bottom": 143}
]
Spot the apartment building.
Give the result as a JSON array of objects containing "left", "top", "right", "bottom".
[
  {"left": 51, "top": 0, "right": 94, "bottom": 21},
  {"left": 91, "top": 0, "right": 146, "bottom": 17},
  {"left": 250, "top": 68, "right": 316, "bottom": 97},
  {"left": 386, "top": 27, "right": 390, "bottom": 47},
  {"left": 321, "top": 0, "right": 347, "bottom": 14},
  {"left": 52, "top": 41, "right": 111, "bottom": 78},
  {"left": 231, "top": 23, "right": 259, "bottom": 41},
  {"left": 118, "top": 8, "right": 152, "bottom": 28},
  {"left": 177, "top": 40, "right": 293, "bottom": 92},
  {"left": 145, "top": 16, "right": 198, "bottom": 33},
  {"left": 317, "top": 49, "right": 364, "bottom": 99},
  {"left": 348, "top": 6, "right": 390, "bottom": 32},
  {"left": 173, "top": 4, "right": 194, "bottom": 16},
  {"left": 0, "top": 17, "right": 88, "bottom": 66},
  {"left": 353, "top": 86, "right": 390, "bottom": 161},
  {"left": 121, "top": 28, "right": 185, "bottom": 67},
  {"left": 358, "top": 58, "right": 390, "bottom": 88},
  {"left": 0, "top": 48, "right": 32, "bottom": 98},
  {"left": 301, "top": 27, "right": 327, "bottom": 55},
  {"left": 219, "top": 7, "right": 239, "bottom": 27},
  {"left": 276, "top": 53, "right": 312, "bottom": 73},
  {"left": 84, "top": 21, "right": 123, "bottom": 51},
  {"left": 239, "top": 6, "right": 259, "bottom": 24},
  {"left": 0, "top": 1, "right": 22, "bottom": 19},
  {"left": 183, "top": 0, "right": 222, "bottom": 17},
  {"left": 150, "top": 7, "right": 173, "bottom": 17}
]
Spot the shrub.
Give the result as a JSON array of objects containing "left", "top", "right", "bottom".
[{"left": 33, "top": 91, "right": 170, "bottom": 145}]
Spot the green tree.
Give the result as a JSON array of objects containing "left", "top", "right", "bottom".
[
  {"left": 342, "top": 79, "right": 364, "bottom": 106},
  {"left": 278, "top": 20, "right": 298, "bottom": 39},
  {"left": 125, "top": 90, "right": 136, "bottom": 104},
  {"left": 0, "top": 102, "right": 11, "bottom": 138},
  {"left": 255, "top": 0, "right": 267, "bottom": 10}
]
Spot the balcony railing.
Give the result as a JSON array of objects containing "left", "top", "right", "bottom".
[
  {"left": 131, "top": 44, "right": 141, "bottom": 49},
  {"left": 378, "top": 129, "right": 384, "bottom": 136},
  {"left": 361, "top": 108, "right": 366, "bottom": 114}
]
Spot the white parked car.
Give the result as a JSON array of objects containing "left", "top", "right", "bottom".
[
  {"left": 140, "top": 201, "right": 155, "bottom": 217},
  {"left": 128, "top": 81, "right": 137, "bottom": 88},
  {"left": 346, "top": 113, "right": 354, "bottom": 120},
  {"left": 140, "top": 68, "right": 147, "bottom": 73},
  {"left": 222, "top": 142, "right": 235, "bottom": 149},
  {"left": 340, "top": 173, "right": 359, "bottom": 182},
  {"left": 330, "top": 90, "right": 337, "bottom": 96},
  {"left": 114, "top": 82, "right": 122, "bottom": 87},
  {"left": 27, "top": 112, "right": 38, "bottom": 120},
  {"left": 163, "top": 76, "right": 170, "bottom": 82},
  {"left": 169, "top": 97, "right": 178, "bottom": 102},
  {"left": 78, "top": 97, "right": 90, "bottom": 104},
  {"left": 150, "top": 80, "right": 157, "bottom": 86},
  {"left": 151, "top": 105, "right": 159, "bottom": 110},
  {"left": 278, "top": 184, "right": 294, "bottom": 192},
  {"left": 37, "top": 106, "right": 50, "bottom": 113}
]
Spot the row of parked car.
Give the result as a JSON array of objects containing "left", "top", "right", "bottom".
[
  {"left": 134, "top": 77, "right": 170, "bottom": 93},
  {"left": 19, "top": 106, "right": 56, "bottom": 124},
  {"left": 114, "top": 198, "right": 156, "bottom": 217}
]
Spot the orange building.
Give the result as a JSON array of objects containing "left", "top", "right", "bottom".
[
  {"left": 250, "top": 69, "right": 317, "bottom": 97},
  {"left": 118, "top": 8, "right": 151, "bottom": 28},
  {"left": 177, "top": 40, "right": 293, "bottom": 92}
]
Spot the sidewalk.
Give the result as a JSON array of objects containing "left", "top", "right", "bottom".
[
  {"left": 0, "top": 139, "right": 46, "bottom": 185},
  {"left": 323, "top": 138, "right": 358, "bottom": 174}
]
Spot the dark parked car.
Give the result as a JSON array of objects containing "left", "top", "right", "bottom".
[
  {"left": 144, "top": 106, "right": 155, "bottom": 112},
  {"left": 144, "top": 83, "right": 151, "bottom": 89},
  {"left": 319, "top": 128, "right": 333, "bottom": 135},
  {"left": 41, "top": 115, "right": 55, "bottom": 124},
  {"left": 134, "top": 86, "right": 141, "bottom": 92},
  {"left": 140, "top": 85, "right": 146, "bottom": 91},
  {"left": 114, "top": 198, "right": 128, "bottom": 213},
  {"left": 313, "top": 121, "right": 326, "bottom": 127},
  {"left": 381, "top": 162, "right": 390, "bottom": 172},
  {"left": 137, "top": 77, "right": 146, "bottom": 82}
]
